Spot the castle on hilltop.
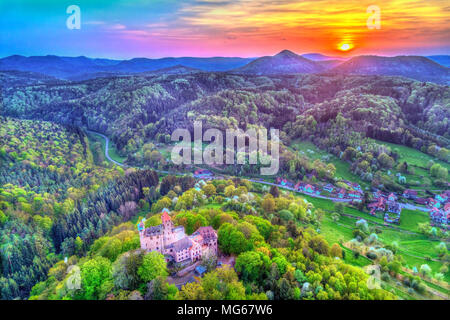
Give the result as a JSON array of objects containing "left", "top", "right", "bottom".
[{"left": 138, "top": 209, "right": 218, "bottom": 263}]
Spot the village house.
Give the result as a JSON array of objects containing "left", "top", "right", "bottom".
[
  {"left": 294, "top": 181, "right": 303, "bottom": 191},
  {"left": 435, "top": 192, "right": 449, "bottom": 204},
  {"left": 302, "top": 184, "right": 321, "bottom": 195},
  {"left": 138, "top": 209, "right": 218, "bottom": 263},
  {"left": 403, "top": 189, "right": 418, "bottom": 200},
  {"left": 368, "top": 197, "right": 386, "bottom": 215},
  {"left": 429, "top": 207, "right": 448, "bottom": 227},
  {"left": 384, "top": 212, "right": 400, "bottom": 224},
  {"left": 344, "top": 181, "right": 362, "bottom": 194},
  {"left": 387, "top": 201, "right": 401, "bottom": 214},
  {"left": 337, "top": 188, "right": 346, "bottom": 199},
  {"left": 373, "top": 190, "right": 384, "bottom": 199},
  {"left": 429, "top": 199, "right": 450, "bottom": 229},
  {"left": 428, "top": 198, "right": 440, "bottom": 208},
  {"left": 323, "top": 183, "right": 334, "bottom": 193},
  {"left": 347, "top": 190, "right": 362, "bottom": 199},
  {"left": 415, "top": 197, "right": 428, "bottom": 205},
  {"left": 388, "top": 193, "right": 397, "bottom": 202},
  {"left": 445, "top": 202, "right": 450, "bottom": 214},
  {"left": 194, "top": 169, "right": 213, "bottom": 179}
]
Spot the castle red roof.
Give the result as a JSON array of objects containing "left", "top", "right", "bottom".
[{"left": 161, "top": 211, "right": 171, "bottom": 223}]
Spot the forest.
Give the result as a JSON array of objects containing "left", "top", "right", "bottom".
[
  {"left": 28, "top": 178, "right": 398, "bottom": 300},
  {"left": 0, "top": 68, "right": 449, "bottom": 301},
  {"left": 0, "top": 117, "right": 159, "bottom": 299}
]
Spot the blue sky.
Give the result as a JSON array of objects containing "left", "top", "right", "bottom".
[{"left": 1, "top": 0, "right": 449, "bottom": 59}]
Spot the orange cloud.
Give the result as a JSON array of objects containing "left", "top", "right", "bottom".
[{"left": 167, "top": 0, "right": 450, "bottom": 56}]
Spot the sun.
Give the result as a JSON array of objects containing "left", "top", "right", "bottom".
[{"left": 338, "top": 43, "right": 353, "bottom": 51}]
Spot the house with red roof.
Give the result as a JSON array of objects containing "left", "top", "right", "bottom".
[
  {"left": 373, "top": 190, "right": 383, "bottom": 199},
  {"left": 338, "top": 188, "right": 346, "bottom": 199},
  {"left": 428, "top": 198, "right": 440, "bottom": 208},
  {"left": 444, "top": 202, "right": 450, "bottom": 214},
  {"left": 194, "top": 169, "right": 213, "bottom": 177},
  {"left": 368, "top": 197, "right": 386, "bottom": 211}
]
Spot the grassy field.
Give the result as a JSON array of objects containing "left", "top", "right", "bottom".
[
  {"left": 341, "top": 246, "right": 373, "bottom": 267},
  {"left": 376, "top": 140, "right": 450, "bottom": 169},
  {"left": 373, "top": 140, "right": 450, "bottom": 189},
  {"left": 290, "top": 140, "right": 370, "bottom": 188},
  {"left": 399, "top": 209, "right": 430, "bottom": 232},
  {"left": 296, "top": 192, "right": 449, "bottom": 282},
  {"left": 290, "top": 138, "right": 449, "bottom": 191}
]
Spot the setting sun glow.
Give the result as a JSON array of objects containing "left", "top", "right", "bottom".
[{"left": 339, "top": 43, "right": 352, "bottom": 51}]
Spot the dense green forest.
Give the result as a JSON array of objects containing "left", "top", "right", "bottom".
[
  {"left": 2, "top": 72, "right": 448, "bottom": 186},
  {"left": 2, "top": 72, "right": 449, "bottom": 152},
  {"left": 0, "top": 69, "right": 449, "bottom": 300},
  {"left": 29, "top": 178, "right": 397, "bottom": 300},
  {"left": 0, "top": 117, "right": 159, "bottom": 299}
]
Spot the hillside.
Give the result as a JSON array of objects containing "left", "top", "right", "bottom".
[
  {"left": 1, "top": 62, "right": 449, "bottom": 302},
  {"left": 233, "top": 50, "right": 324, "bottom": 75},
  {"left": 1, "top": 71, "right": 448, "bottom": 172},
  {"left": 139, "top": 65, "right": 202, "bottom": 75},
  {"left": 0, "top": 55, "right": 255, "bottom": 80},
  {"left": 427, "top": 55, "right": 450, "bottom": 68},
  {"left": 1, "top": 53, "right": 448, "bottom": 84},
  {"left": 301, "top": 53, "right": 346, "bottom": 61},
  {"left": 0, "top": 70, "right": 64, "bottom": 88},
  {"left": 330, "top": 55, "right": 450, "bottom": 84}
]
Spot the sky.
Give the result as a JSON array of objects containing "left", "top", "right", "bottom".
[{"left": 1, "top": 0, "right": 449, "bottom": 59}]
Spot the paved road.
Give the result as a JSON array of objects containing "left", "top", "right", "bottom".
[
  {"left": 88, "top": 130, "right": 434, "bottom": 213},
  {"left": 87, "top": 130, "right": 126, "bottom": 167},
  {"left": 246, "top": 178, "right": 354, "bottom": 203},
  {"left": 400, "top": 203, "right": 430, "bottom": 213},
  {"left": 87, "top": 130, "right": 176, "bottom": 175}
]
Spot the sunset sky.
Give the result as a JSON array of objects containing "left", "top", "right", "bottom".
[{"left": 1, "top": 0, "right": 449, "bottom": 59}]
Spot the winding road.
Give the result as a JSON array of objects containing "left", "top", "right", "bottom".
[
  {"left": 88, "top": 130, "right": 431, "bottom": 213},
  {"left": 87, "top": 130, "right": 126, "bottom": 167},
  {"left": 87, "top": 130, "right": 171, "bottom": 175}
]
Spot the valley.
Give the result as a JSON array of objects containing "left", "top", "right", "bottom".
[{"left": 0, "top": 51, "right": 449, "bottom": 301}]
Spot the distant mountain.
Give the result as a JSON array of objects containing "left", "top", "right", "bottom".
[
  {"left": 0, "top": 55, "right": 254, "bottom": 80},
  {"left": 0, "top": 55, "right": 118, "bottom": 80},
  {"left": 233, "top": 50, "right": 325, "bottom": 75},
  {"left": 301, "top": 53, "right": 346, "bottom": 61},
  {"left": 1, "top": 52, "right": 449, "bottom": 84},
  {"left": 329, "top": 55, "right": 450, "bottom": 84},
  {"left": 315, "top": 59, "right": 344, "bottom": 70},
  {"left": 427, "top": 55, "right": 450, "bottom": 68},
  {"left": 0, "top": 70, "right": 64, "bottom": 88},
  {"left": 140, "top": 65, "right": 202, "bottom": 76},
  {"left": 106, "top": 56, "right": 255, "bottom": 74}
]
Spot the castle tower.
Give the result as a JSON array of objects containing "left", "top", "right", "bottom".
[
  {"left": 161, "top": 208, "right": 175, "bottom": 247},
  {"left": 137, "top": 220, "right": 145, "bottom": 237}
]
